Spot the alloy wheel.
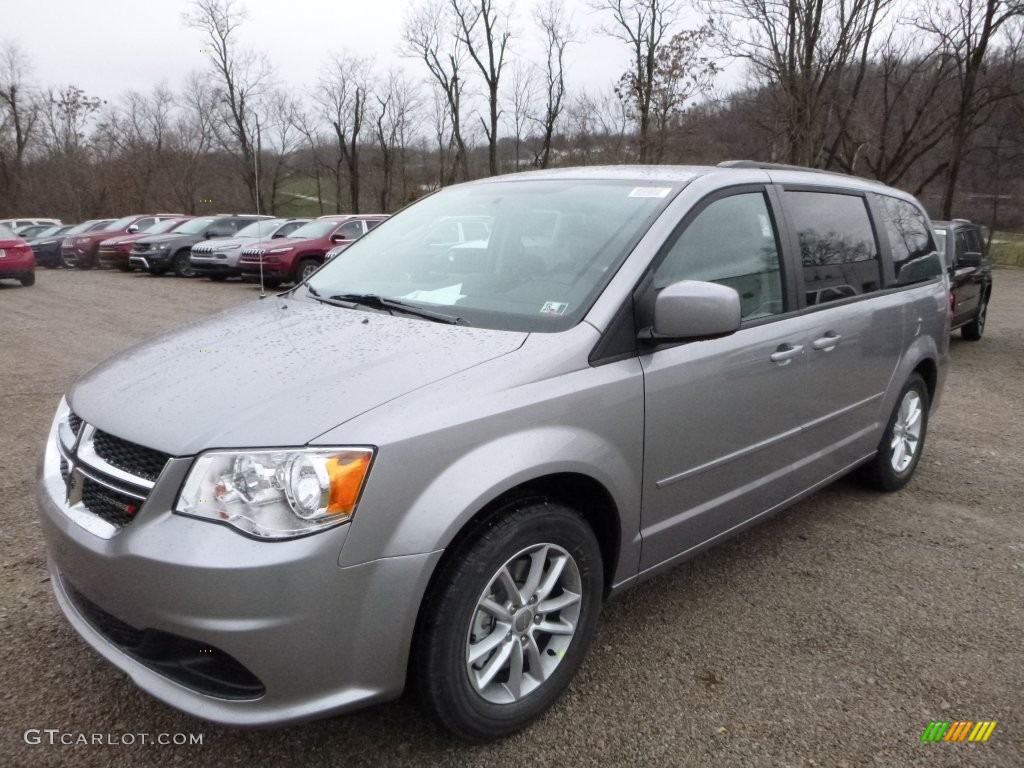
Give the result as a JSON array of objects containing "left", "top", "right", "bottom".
[
  {"left": 465, "top": 543, "right": 582, "bottom": 705},
  {"left": 890, "top": 389, "right": 923, "bottom": 473}
]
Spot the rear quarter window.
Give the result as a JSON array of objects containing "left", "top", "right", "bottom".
[{"left": 874, "top": 194, "right": 942, "bottom": 285}]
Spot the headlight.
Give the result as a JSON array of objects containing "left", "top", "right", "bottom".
[
  {"left": 268, "top": 246, "right": 293, "bottom": 254},
  {"left": 153, "top": 244, "right": 169, "bottom": 251},
  {"left": 175, "top": 447, "right": 374, "bottom": 539}
]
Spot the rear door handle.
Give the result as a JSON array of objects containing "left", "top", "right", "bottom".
[
  {"left": 770, "top": 343, "right": 804, "bottom": 365},
  {"left": 812, "top": 332, "right": 841, "bottom": 352}
]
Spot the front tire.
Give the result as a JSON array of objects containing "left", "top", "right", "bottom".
[
  {"left": 295, "top": 257, "right": 320, "bottom": 283},
  {"left": 961, "top": 296, "right": 988, "bottom": 341},
  {"left": 173, "top": 251, "right": 196, "bottom": 277},
  {"left": 859, "top": 373, "right": 929, "bottom": 491},
  {"left": 415, "top": 499, "right": 603, "bottom": 741}
]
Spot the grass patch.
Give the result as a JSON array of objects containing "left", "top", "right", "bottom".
[{"left": 990, "top": 232, "right": 1024, "bottom": 267}]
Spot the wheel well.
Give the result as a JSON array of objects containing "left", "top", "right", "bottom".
[
  {"left": 435, "top": 473, "right": 621, "bottom": 600},
  {"left": 914, "top": 358, "right": 937, "bottom": 404},
  {"left": 406, "top": 472, "right": 622, "bottom": 689}
]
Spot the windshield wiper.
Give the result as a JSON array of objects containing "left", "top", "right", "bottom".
[{"left": 327, "top": 292, "right": 470, "bottom": 326}]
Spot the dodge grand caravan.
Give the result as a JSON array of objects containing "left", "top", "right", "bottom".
[{"left": 37, "top": 163, "right": 949, "bottom": 741}]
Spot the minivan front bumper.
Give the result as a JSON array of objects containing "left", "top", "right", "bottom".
[{"left": 36, "top": 416, "right": 441, "bottom": 726}]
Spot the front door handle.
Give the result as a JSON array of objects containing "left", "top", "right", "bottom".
[
  {"left": 812, "top": 332, "right": 841, "bottom": 351},
  {"left": 770, "top": 343, "right": 804, "bottom": 365}
]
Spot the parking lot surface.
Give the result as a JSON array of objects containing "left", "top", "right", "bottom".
[{"left": 2, "top": 269, "right": 1021, "bottom": 767}]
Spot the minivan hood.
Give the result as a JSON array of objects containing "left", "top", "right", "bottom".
[{"left": 69, "top": 296, "right": 527, "bottom": 455}]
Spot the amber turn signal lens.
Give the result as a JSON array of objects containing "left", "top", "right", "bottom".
[{"left": 325, "top": 452, "right": 373, "bottom": 516}]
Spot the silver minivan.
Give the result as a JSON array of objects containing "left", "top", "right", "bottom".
[{"left": 37, "top": 164, "right": 949, "bottom": 740}]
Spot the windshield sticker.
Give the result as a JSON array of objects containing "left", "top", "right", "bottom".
[
  {"left": 401, "top": 283, "right": 465, "bottom": 305},
  {"left": 629, "top": 187, "right": 672, "bottom": 198},
  {"left": 540, "top": 301, "right": 569, "bottom": 316}
]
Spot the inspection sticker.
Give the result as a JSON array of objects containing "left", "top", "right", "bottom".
[
  {"left": 540, "top": 301, "right": 569, "bottom": 316},
  {"left": 629, "top": 187, "right": 672, "bottom": 198}
]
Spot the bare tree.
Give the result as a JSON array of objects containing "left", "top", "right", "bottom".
[
  {"left": 374, "top": 70, "right": 421, "bottom": 211},
  {"left": 918, "top": 0, "right": 1024, "bottom": 216},
  {"left": 262, "top": 89, "right": 304, "bottom": 213},
  {"left": 404, "top": 0, "right": 469, "bottom": 183},
  {"left": 169, "top": 74, "right": 218, "bottom": 213},
  {"left": 0, "top": 40, "right": 40, "bottom": 212},
  {"left": 451, "top": 0, "right": 512, "bottom": 176},
  {"left": 623, "top": 24, "right": 718, "bottom": 162},
  {"left": 833, "top": 34, "right": 958, "bottom": 190},
  {"left": 592, "top": 0, "right": 681, "bottom": 163},
  {"left": 316, "top": 53, "right": 371, "bottom": 213},
  {"left": 709, "top": 0, "right": 896, "bottom": 167},
  {"left": 532, "top": 0, "right": 575, "bottom": 168},
  {"left": 95, "top": 84, "right": 174, "bottom": 210},
  {"left": 183, "top": 0, "right": 273, "bottom": 210},
  {"left": 505, "top": 63, "right": 536, "bottom": 170}
]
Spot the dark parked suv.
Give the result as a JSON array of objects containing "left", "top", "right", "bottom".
[
  {"left": 130, "top": 215, "right": 270, "bottom": 276},
  {"left": 932, "top": 219, "right": 993, "bottom": 340}
]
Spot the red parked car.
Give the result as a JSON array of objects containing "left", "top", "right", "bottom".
[
  {"left": 62, "top": 213, "right": 183, "bottom": 269},
  {"left": 97, "top": 217, "right": 192, "bottom": 271},
  {"left": 0, "top": 225, "right": 35, "bottom": 286},
  {"left": 238, "top": 214, "right": 387, "bottom": 286}
]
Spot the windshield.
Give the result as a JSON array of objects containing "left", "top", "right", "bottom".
[
  {"left": 32, "top": 226, "right": 61, "bottom": 238},
  {"left": 0, "top": 224, "right": 16, "bottom": 239},
  {"left": 235, "top": 219, "right": 287, "bottom": 239},
  {"left": 105, "top": 215, "right": 137, "bottom": 232},
  {"left": 932, "top": 230, "right": 947, "bottom": 256},
  {"left": 145, "top": 218, "right": 183, "bottom": 234},
  {"left": 85, "top": 220, "right": 115, "bottom": 232},
  {"left": 174, "top": 217, "right": 217, "bottom": 235},
  {"left": 289, "top": 220, "right": 341, "bottom": 239},
  {"left": 306, "top": 179, "right": 680, "bottom": 332}
]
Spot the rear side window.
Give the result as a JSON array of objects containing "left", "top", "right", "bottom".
[
  {"left": 654, "top": 191, "right": 784, "bottom": 320},
  {"left": 785, "top": 191, "right": 880, "bottom": 305},
  {"left": 875, "top": 194, "right": 942, "bottom": 285}
]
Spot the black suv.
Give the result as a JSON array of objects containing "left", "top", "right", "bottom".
[
  {"left": 129, "top": 215, "right": 271, "bottom": 277},
  {"left": 932, "top": 219, "right": 993, "bottom": 341}
]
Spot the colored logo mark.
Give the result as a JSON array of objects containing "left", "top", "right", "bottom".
[{"left": 920, "top": 720, "right": 997, "bottom": 742}]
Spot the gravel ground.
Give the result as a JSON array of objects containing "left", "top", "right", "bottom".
[{"left": 1, "top": 268, "right": 1021, "bottom": 768}]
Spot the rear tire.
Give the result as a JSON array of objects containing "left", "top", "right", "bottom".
[
  {"left": 961, "top": 296, "right": 988, "bottom": 341},
  {"left": 415, "top": 499, "right": 603, "bottom": 741},
  {"left": 20, "top": 272, "right": 35, "bottom": 286},
  {"left": 858, "top": 373, "right": 929, "bottom": 492}
]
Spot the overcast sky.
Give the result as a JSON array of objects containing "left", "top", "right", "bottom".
[{"left": 8, "top": 0, "right": 720, "bottom": 106}]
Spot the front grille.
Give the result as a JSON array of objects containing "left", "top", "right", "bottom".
[
  {"left": 81, "top": 477, "right": 140, "bottom": 528},
  {"left": 92, "top": 430, "right": 170, "bottom": 482},
  {"left": 59, "top": 457, "right": 70, "bottom": 482},
  {"left": 64, "top": 579, "right": 265, "bottom": 700},
  {"left": 67, "top": 413, "right": 83, "bottom": 437}
]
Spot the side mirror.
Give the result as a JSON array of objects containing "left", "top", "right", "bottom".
[
  {"left": 957, "top": 251, "right": 982, "bottom": 268},
  {"left": 331, "top": 232, "right": 348, "bottom": 242},
  {"left": 127, "top": 224, "right": 139, "bottom": 234},
  {"left": 644, "top": 280, "right": 741, "bottom": 341}
]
